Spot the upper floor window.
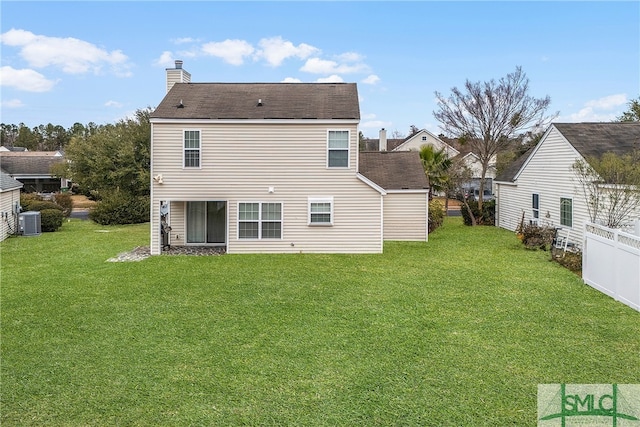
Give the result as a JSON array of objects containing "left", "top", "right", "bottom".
[
  {"left": 238, "top": 202, "right": 282, "bottom": 239},
  {"left": 560, "top": 197, "right": 573, "bottom": 227},
  {"left": 421, "top": 136, "right": 427, "bottom": 141},
  {"left": 308, "top": 197, "right": 333, "bottom": 225},
  {"left": 184, "top": 130, "right": 200, "bottom": 168},
  {"left": 327, "top": 130, "right": 349, "bottom": 168}
]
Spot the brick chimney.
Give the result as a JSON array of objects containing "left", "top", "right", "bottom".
[
  {"left": 379, "top": 128, "right": 387, "bottom": 151},
  {"left": 166, "top": 60, "right": 191, "bottom": 93}
]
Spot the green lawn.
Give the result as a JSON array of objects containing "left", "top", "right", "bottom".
[{"left": 2, "top": 218, "right": 638, "bottom": 426}]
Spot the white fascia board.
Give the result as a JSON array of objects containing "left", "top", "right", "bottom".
[
  {"left": 386, "top": 189, "right": 429, "bottom": 194},
  {"left": 357, "top": 173, "right": 387, "bottom": 195}
]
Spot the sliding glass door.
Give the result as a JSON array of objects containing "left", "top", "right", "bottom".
[{"left": 186, "top": 201, "right": 226, "bottom": 244}]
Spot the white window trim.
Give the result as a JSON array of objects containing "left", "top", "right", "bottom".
[
  {"left": 183, "top": 129, "right": 201, "bottom": 169},
  {"left": 532, "top": 193, "right": 540, "bottom": 221},
  {"left": 560, "top": 196, "right": 574, "bottom": 228},
  {"left": 326, "top": 129, "right": 350, "bottom": 169},
  {"left": 237, "top": 201, "right": 283, "bottom": 240},
  {"left": 308, "top": 197, "right": 334, "bottom": 226}
]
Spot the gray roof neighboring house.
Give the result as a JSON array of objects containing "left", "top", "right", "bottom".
[
  {"left": 0, "top": 152, "right": 65, "bottom": 177},
  {"left": 0, "top": 171, "right": 23, "bottom": 192},
  {"left": 151, "top": 82, "right": 360, "bottom": 120},
  {"left": 358, "top": 151, "right": 429, "bottom": 190},
  {"left": 496, "top": 122, "right": 640, "bottom": 183}
]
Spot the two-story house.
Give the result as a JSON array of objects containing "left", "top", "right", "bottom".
[{"left": 149, "top": 62, "right": 429, "bottom": 255}]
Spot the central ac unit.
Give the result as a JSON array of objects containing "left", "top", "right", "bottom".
[{"left": 18, "top": 211, "right": 41, "bottom": 237}]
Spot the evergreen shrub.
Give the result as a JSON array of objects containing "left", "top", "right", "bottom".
[
  {"left": 40, "top": 209, "right": 64, "bottom": 232},
  {"left": 89, "top": 191, "right": 150, "bottom": 225},
  {"left": 428, "top": 199, "right": 445, "bottom": 232}
]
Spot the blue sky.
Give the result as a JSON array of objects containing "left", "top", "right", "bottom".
[{"left": 1, "top": 1, "right": 638, "bottom": 138}]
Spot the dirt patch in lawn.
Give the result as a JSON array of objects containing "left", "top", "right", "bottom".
[{"left": 71, "top": 195, "right": 97, "bottom": 209}]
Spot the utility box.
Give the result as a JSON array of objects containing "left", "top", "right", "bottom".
[{"left": 19, "top": 211, "right": 42, "bottom": 237}]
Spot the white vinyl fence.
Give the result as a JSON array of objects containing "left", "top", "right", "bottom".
[{"left": 583, "top": 222, "right": 640, "bottom": 312}]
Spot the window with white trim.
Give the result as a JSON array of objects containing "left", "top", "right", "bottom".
[
  {"left": 532, "top": 193, "right": 540, "bottom": 223},
  {"left": 308, "top": 197, "right": 333, "bottom": 225},
  {"left": 238, "top": 202, "right": 282, "bottom": 239},
  {"left": 184, "top": 130, "right": 201, "bottom": 168},
  {"left": 327, "top": 130, "right": 349, "bottom": 168},
  {"left": 560, "top": 197, "right": 573, "bottom": 227}
]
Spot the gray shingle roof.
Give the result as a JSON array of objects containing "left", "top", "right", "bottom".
[
  {"left": 0, "top": 152, "right": 64, "bottom": 176},
  {"left": 496, "top": 122, "right": 640, "bottom": 182},
  {"left": 359, "top": 151, "right": 429, "bottom": 190},
  {"left": 0, "top": 171, "right": 23, "bottom": 191},
  {"left": 151, "top": 83, "right": 360, "bottom": 120},
  {"left": 554, "top": 122, "right": 640, "bottom": 158}
]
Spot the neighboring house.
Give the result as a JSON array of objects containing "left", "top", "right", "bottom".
[
  {"left": 389, "top": 128, "right": 461, "bottom": 158},
  {"left": 0, "top": 150, "right": 68, "bottom": 193},
  {"left": 359, "top": 151, "right": 429, "bottom": 241},
  {"left": 0, "top": 171, "right": 23, "bottom": 241},
  {"left": 149, "top": 61, "right": 429, "bottom": 255},
  {"left": 370, "top": 128, "right": 497, "bottom": 195},
  {"left": 495, "top": 122, "right": 640, "bottom": 247}
]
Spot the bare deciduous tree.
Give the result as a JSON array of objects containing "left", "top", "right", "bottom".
[
  {"left": 573, "top": 151, "right": 640, "bottom": 228},
  {"left": 433, "top": 66, "right": 558, "bottom": 214}
]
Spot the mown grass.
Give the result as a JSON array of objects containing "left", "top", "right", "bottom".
[{"left": 1, "top": 218, "right": 638, "bottom": 426}]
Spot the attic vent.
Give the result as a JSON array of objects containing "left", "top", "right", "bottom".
[
  {"left": 257, "top": 99, "right": 263, "bottom": 106},
  {"left": 177, "top": 99, "right": 184, "bottom": 108}
]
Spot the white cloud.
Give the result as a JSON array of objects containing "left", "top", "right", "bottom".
[
  {"left": 172, "top": 37, "right": 198, "bottom": 45},
  {"left": 1, "top": 98, "right": 25, "bottom": 108},
  {"left": 0, "top": 28, "right": 131, "bottom": 76},
  {"left": 337, "top": 52, "right": 364, "bottom": 62},
  {"left": 585, "top": 93, "right": 627, "bottom": 110},
  {"left": 281, "top": 77, "right": 302, "bottom": 83},
  {"left": 562, "top": 94, "right": 628, "bottom": 122},
  {"left": 315, "top": 75, "right": 344, "bottom": 83},
  {"left": 154, "top": 51, "right": 175, "bottom": 67},
  {"left": 0, "top": 66, "right": 57, "bottom": 92},
  {"left": 256, "top": 36, "right": 319, "bottom": 67},
  {"left": 360, "top": 120, "right": 392, "bottom": 130},
  {"left": 301, "top": 57, "right": 369, "bottom": 74},
  {"left": 362, "top": 74, "right": 380, "bottom": 85},
  {"left": 201, "top": 39, "right": 255, "bottom": 65},
  {"left": 105, "top": 100, "right": 123, "bottom": 108}
]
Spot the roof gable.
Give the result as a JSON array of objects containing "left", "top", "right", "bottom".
[
  {"left": 495, "top": 122, "right": 640, "bottom": 183},
  {"left": 393, "top": 129, "right": 460, "bottom": 156},
  {"left": 0, "top": 171, "right": 23, "bottom": 191},
  {"left": 358, "top": 151, "right": 429, "bottom": 190},
  {"left": 151, "top": 82, "right": 360, "bottom": 121}
]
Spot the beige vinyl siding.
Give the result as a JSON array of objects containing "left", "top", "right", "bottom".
[
  {"left": 496, "top": 127, "right": 592, "bottom": 246},
  {"left": 151, "top": 121, "right": 382, "bottom": 254},
  {"left": 383, "top": 192, "right": 428, "bottom": 241},
  {"left": 0, "top": 188, "right": 21, "bottom": 241}
]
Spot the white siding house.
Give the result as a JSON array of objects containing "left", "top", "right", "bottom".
[
  {"left": 149, "top": 62, "right": 429, "bottom": 255},
  {"left": 0, "top": 172, "right": 23, "bottom": 241},
  {"left": 495, "top": 122, "right": 640, "bottom": 247}
]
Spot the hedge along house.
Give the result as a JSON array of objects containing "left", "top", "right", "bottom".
[{"left": 149, "top": 61, "right": 429, "bottom": 255}]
